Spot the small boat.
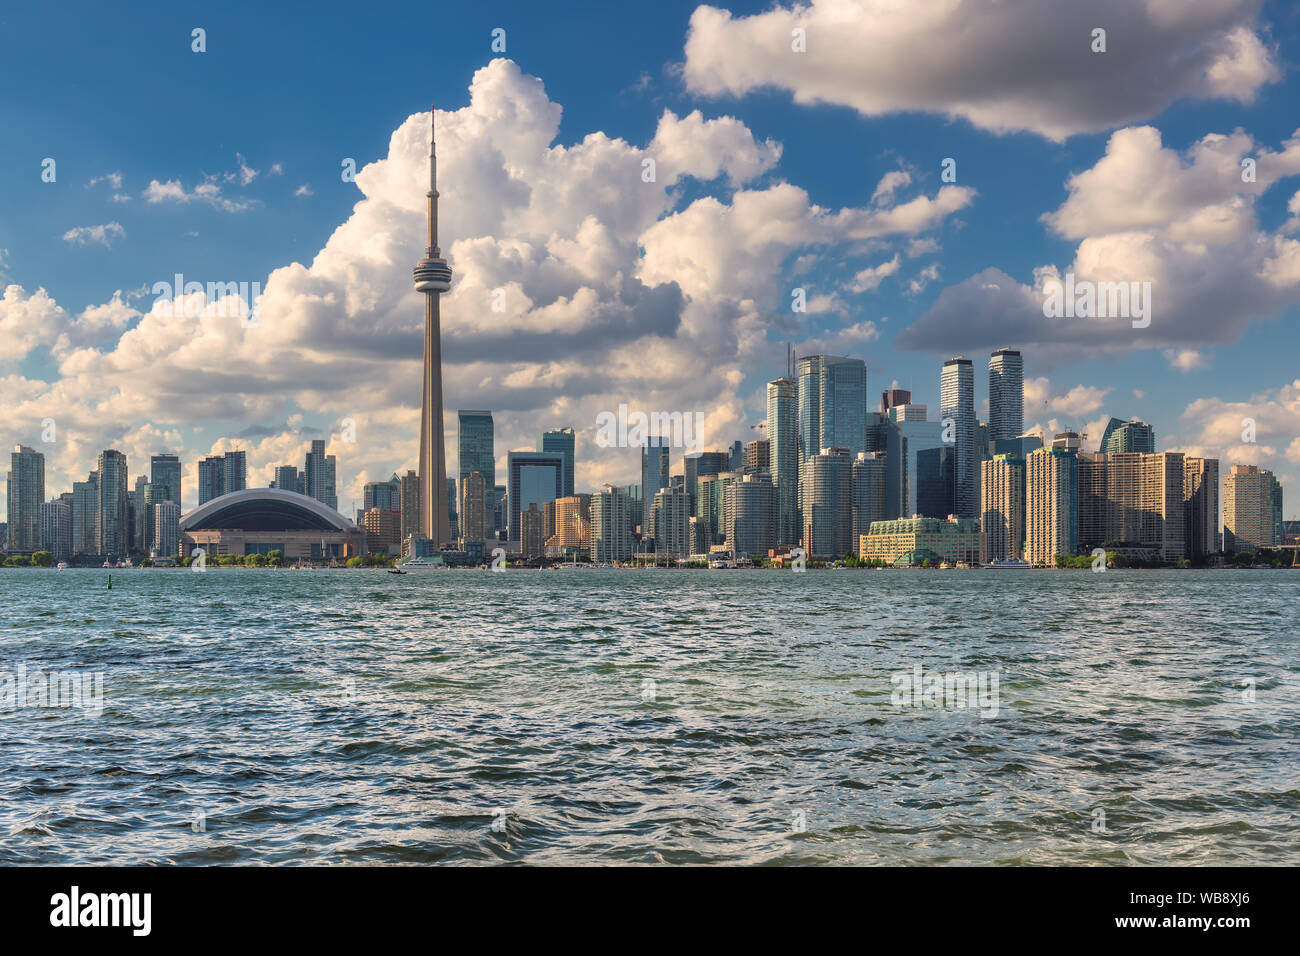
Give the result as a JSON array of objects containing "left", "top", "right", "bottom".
[
  {"left": 57, "top": 562, "right": 68, "bottom": 570},
  {"left": 387, "top": 568, "right": 407, "bottom": 574},
  {"left": 985, "top": 559, "right": 1032, "bottom": 569}
]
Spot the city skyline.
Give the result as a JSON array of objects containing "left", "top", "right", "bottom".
[{"left": 3, "top": 2, "right": 1300, "bottom": 525}]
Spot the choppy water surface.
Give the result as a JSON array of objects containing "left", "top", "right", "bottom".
[{"left": 1, "top": 568, "right": 1296, "bottom": 865}]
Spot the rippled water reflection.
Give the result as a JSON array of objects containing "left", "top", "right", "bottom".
[{"left": 1, "top": 568, "right": 1296, "bottom": 865}]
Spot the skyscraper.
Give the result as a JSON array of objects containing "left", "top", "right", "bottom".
[
  {"left": 744, "top": 439, "right": 770, "bottom": 472},
  {"left": 884, "top": 417, "right": 946, "bottom": 519},
  {"left": 304, "top": 439, "right": 338, "bottom": 511},
  {"left": 40, "top": 497, "right": 71, "bottom": 563},
  {"left": 683, "top": 450, "right": 729, "bottom": 517},
  {"left": 460, "top": 471, "right": 487, "bottom": 546},
  {"left": 521, "top": 503, "right": 544, "bottom": 560},
  {"left": 6, "top": 445, "right": 44, "bottom": 553},
  {"left": 415, "top": 107, "right": 454, "bottom": 547},
  {"left": 399, "top": 469, "right": 422, "bottom": 545},
  {"left": 652, "top": 486, "right": 690, "bottom": 559},
  {"left": 852, "top": 451, "right": 888, "bottom": 544},
  {"left": 1183, "top": 457, "right": 1220, "bottom": 560},
  {"left": 507, "top": 451, "right": 564, "bottom": 544},
  {"left": 72, "top": 474, "right": 98, "bottom": 555},
  {"left": 153, "top": 500, "right": 180, "bottom": 558},
  {"left": 724, "top": 473, "right": 777, "bottom": 559},
  {"left": 1224, "top": 464, "right": 1278, "bottom": 552},
  {"left": 940, "top": 357, "right": 979, "bottom": 519},
  {"left": 1025, "top": 447, "right": 1078, "bottom": 567},
  {"left": 272, "top": 465, "right": 299, "bottom": 493},
  {"left": 800, "top": 446, "right": 853, "bottom": 559},
  {"left": 222, "top": 451, "right": 247, "bottom": 496},
  {"left": 591, "top": 485, "right": 633, "bottom": 562},
  {"left": 641, "top": 435, "right": 670, "bottom": 542},
  {"left": 988, "top": 348, "right": 1024, "bottom": 443},
  {"left": 150, "top": 454, "right": 182, "bottom": 513},
  {"left": 458, "top": 411, "right": 495, "bottom": 484},
  {"left": 197, "top": 455, "right": 224, "bottom": 505},
  {"left": 96, "top": 449, "right": 129, "bottom": 559},
  {"left": 767, "top": 377, "right": 799, "bottom": 545},
  {"left": 538, "top": 427, "right": 575, "bottom": 499},
  {"left": 797, "top": 355, "right": 868, "bottom": 466},
  {"left": 981, "top": 454, "right": 1026, "bottom": 563}
]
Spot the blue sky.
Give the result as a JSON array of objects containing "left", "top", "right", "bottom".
[{"left": 2, "top": 0, "right": 1298, "bottom": 518}]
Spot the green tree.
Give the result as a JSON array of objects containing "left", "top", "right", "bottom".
[
  {"left": 267, "top": 549, "right": 284, "bottom": 567},
  {"left": 31, "top": 550, "right": 53, "bottom": 567},
  {"left": 346, "top": 555, "right": 364, "bottom": 568}
]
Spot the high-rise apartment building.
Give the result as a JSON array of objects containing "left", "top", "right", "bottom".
[
  {"left": 724, "top": 473, "right": 777, "bottom": 559},
  {"left": 303, "top": 440, "right": 338, "bottom": 512},
  {"left": 767, "top": 377, "right": 799, "bottom": 546},
  {"left": 940, "top": 357, "right": 979, "bottom": 519},
  {"left": 458, "top": 410, "right": 495, "bottom": 489},
  {"left": 72, "top": 474, "right": 98, "bottom": 555},
  {"left": 651, "top": 486, "right": 690, "bottom": 559},
  {"left": 1077, "top": 452, "right": 1185, "bottom": 559},
  {"left": 399, "top": 470, "right": 422, "bottom": 545},
  {"left": 683, "top": 450, "right": 730, "bottom": 518},
  {"left": 1182, "top": 457, "right": 1221, "bottom": 560},
  {"left": 884, "top": 418, "right": 946, "bottom": 519},
  {"left": 39, "top": 497, "right": 71, "bottom": 563},
  {"left": 197, "top": 455, "right": 223, "bottom": 505},
  {"left": 150, "top": 454, "right": 182, "bottom": 513},
  {"left": 881, "top": 388, "right": 911, "bottom": 414},
  {"left": 744, "top": 439, "right": 770, "bottom": 472},
  {"left": 1224, "top": 464, "right": 1278, "bottom": 552},
  {"left": 591, "top": 485, "right": 633, "bottom": 563},
  {"left": 548, "top": 495, "right": 591, "bottom": 552},
  {"left": 6, "top": 445, "right": 44, "bottom": 553},
  {"left": 520, "top": 503, "right": 544, "bottom": 560},
  {"left": 272, "top": 465, "right": 299, "bottom": 494},
  {"left": 1025, "top": 447, "right": 1078, "bottom": 567},
  {"left": 222, "top": 451, "right": 247, "bottom": 496},
  {"left": 981, "top": 454, "right": 1026, "bottom": 563},
  {"left": 153, "top": 500, "right": 180, "bottom": 558},
  {"left": 96, "top": 449, "right": 129, "bottom": 559},
  {"left": 988, "top": 348, "right": 1024, "bottom": 443},
  {"left": 800, "top": 446, "right": 853, "bottom": 559}
]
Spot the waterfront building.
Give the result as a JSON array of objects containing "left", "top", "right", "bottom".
[
  {"left": 1025, "top": 447, "right": 1078, "bottom": 567},
  {"left": 591, "top": 485, "right": 633, "bottom": 562},
  {"left": 1183, "top": 457, "right": 1221, "bottom": 559},
  {"left": 72, "top": 474, "right": 98, "bottom": 555},
  {"left": 988, "top": 348, "right": 1024, "bottom": 443},
  {"left": 940, "top": 357, "right": 979, "bottom": 519},
  {"left": 363, "top": 507, "right": 403, "bottom": 554},
  {"left": 39, "top": 497, "right": 71, "bottom": 563},
  {"left": 153, "top": 500, "right": 180, "bottom": 558},
  {"left": 800, "top": 446, "right": 853, "bottom": 560},
  {"left": 981, "top": 454, "right": 1026, "bottom": 563},
  {"left": 96, "top": 449, "right": 129, "bottom": 559},
  {"left": 767, "top": 376, "right": 800, "bottom": 545},
  {"left": 1077, "top": 452, "right": 1185, "bottom": 559},
  {"left": 724, "top": 473, "right": 777, "bottom": 559},
  {"left": 181, "top": 488, "right": 362, "bottom": 561},
  {"left": 6, "top": 445, "right": 44, "bottom": 553},
  {"left": 651, "top": 486, "right": 690, "bottom": 559},
  {"left": 1224, "top": 464, "right": 1279, "bottom": 552},
  {"left": 859, "top": 515, "right": 980, "bottom": 565}
]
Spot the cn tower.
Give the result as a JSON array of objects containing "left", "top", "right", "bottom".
[{"left": 414, "top": 106, "right": 453, "bottom": 546}]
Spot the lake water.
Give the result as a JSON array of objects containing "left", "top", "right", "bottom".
[{"left": 1, "top": 568, "right": 1295, "bottom": 865}]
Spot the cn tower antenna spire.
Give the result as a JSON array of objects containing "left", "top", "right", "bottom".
[{"left": 427, "top": 104, "right": 440, "bottom": 258}]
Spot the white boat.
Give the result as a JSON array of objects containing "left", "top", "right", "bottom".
[
  {"left": 985, "top": 559, "right": 1032, "bottom": 569},
  {"left": 56, "top": 562, "right": 68, "bottom": 570},
  {"left": 398, "top": 556, "right": 446, "bottom": 570}
]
